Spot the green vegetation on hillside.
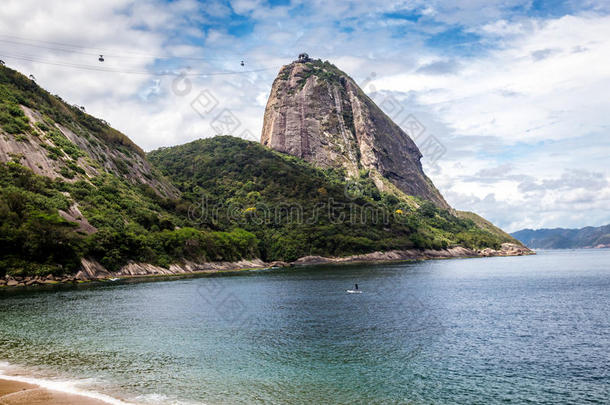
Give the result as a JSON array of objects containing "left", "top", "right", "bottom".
[
  {"left": 0, "top": 63, "right": 517, "bottom": 278},
  {"left": 0, "top": 65, "right": 143, "bottom": 155},
  {"left": 294, "top": 59, "right": 345, "bottom": 89},
  {"left": 456, "top": 211, "right": 521, "bottom": 245},
  {"left": 0, "top": 95, "right": 30, "bottom": 135},
  {"left": 0, "top": 161, "right": 257, "bottom": 277},
  {"left": 0, "top": 65, "right": 259, "bottom": 278},
  {"left": 0, "top": 134, "right": 511, "bottom": 277},
  {"left": 148, "top": 136, "right": 511, "bottom": 262}
]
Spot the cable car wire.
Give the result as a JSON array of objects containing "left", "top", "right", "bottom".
[
  {"left": 0, "top": 34, "right": 244, "bottom": 62},
  {"left": 0, "top": 53, "right": 276, "bottom": 76}
]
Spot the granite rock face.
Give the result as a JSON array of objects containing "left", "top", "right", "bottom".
[
  {"left": 0, "top": 98, "right": 178, "bottom": 199},
  {"left": 261, "top": 58, "right": 450, "bottom": 209}
]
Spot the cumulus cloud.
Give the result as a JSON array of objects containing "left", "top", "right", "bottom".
[
  {"left": 373, "top": 14, "right": 610, "bottom": 144},
  {"left": 530, "top": 48, "right": 560, "bottom": 61},
  {"left": 518, "top": 170, "right": 608, "bottom": 193},
  {"left": 416, "top": 60, "right": 461, "bottom": 75}
]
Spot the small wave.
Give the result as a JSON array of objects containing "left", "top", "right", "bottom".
[
  {"left": 135, "top": 393, "right": 204, "bottom": 405},
  {"left": 0, "top": 362, "right": 133, "bottom": 405}
]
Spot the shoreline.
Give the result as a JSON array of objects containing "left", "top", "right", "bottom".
[
  {"left": 0, "top": 243, "right": 533, "bottom": 288},
  {"left": 0, "top": 375, "right": 129, "bottom": 405},
  {"left": 0, "top": 243, "right": 535, "bottom": 404}
]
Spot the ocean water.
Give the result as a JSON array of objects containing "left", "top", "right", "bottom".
[{"left": 0, "top": 249, "right": 608, "bottom": 404}]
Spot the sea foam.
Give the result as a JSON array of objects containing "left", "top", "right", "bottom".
[{"left": 0, "top": 362, "right": 133, "bottom": 405}]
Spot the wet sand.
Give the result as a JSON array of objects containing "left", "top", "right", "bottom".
[{"left": 0, "top": 378, "right": 112, "bottom": 405}]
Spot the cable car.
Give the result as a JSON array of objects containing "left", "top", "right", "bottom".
[
  {"left": 240, "top": 60, "right": 244, "bottom": 67},
  {"left": 99, "top": 55, "right": 104, "bottom": 62}
]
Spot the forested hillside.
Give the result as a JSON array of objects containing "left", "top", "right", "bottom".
[
  {"left": 0, "top": 64, "right": 520, "bottom": 278},
  {"left": 148, "top": 136, "right": 516, "bottom": 262}
]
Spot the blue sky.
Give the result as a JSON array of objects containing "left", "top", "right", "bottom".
[{"left": 1, "top": 0, "right": 609, "bottom": 232}]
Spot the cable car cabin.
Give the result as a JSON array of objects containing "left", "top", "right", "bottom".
[{"left": 99, "top": 55, "right": 104, "bottom": 62}]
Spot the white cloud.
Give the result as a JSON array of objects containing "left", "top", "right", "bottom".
[
  {"left": 374, "top": 15, "right": 610, "bottom": 144},
  {"left": 0, "top": 0, "right": 608, "bottom": 231},
  {"left": 366, "top": 13, "right": 610, "bottom": 229}
]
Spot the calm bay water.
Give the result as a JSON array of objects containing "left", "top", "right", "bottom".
[{"left": 0, "top": 249, "right": 608, "bottom": 404}]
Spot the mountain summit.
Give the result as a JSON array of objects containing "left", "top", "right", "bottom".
[
  {"left": 261, "top": 56, "right": 449, "bottom": 209},
  {"left": 0, "top": 62, "right": 528, "bottom": 280}
]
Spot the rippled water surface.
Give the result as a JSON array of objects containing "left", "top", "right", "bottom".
[{"left": 0, "top": 250, "right": 608, "bottom": 404}]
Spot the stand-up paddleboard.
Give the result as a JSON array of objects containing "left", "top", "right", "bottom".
[{"left": 347, "top": 283, "right": 361, "bottom": 293}]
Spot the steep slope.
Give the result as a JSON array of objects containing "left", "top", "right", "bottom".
[
  {"left": 261, "top": 56, "right": 450, "bottom": 209},
  {"left": 512, "top": 225, "right": 610, "bottom": 249},
  {"left": 0, "top": 65, "right": 177, "bottom": 197},
  {"left": 0, "top": 63, "right": 529, "bottom": 280},
  {"left": 0, "top": 65, "right": 257, "bottom": 277},
  {"left": 457, "top": 211, "right": 522, "bottom": 245},
  {"left": 149, "top": 136, "right": 517, "bottom": 262}
]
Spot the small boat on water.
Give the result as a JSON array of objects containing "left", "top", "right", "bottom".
[{"left": 108, "top": 278, "right": 120, "bottom": 282}]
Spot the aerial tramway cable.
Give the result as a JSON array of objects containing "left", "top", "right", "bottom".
[
  {"left": 0, "top": 53, "right": 274, "bottom": 76},
  {"left": 0, "top": 33, "right": 267, "bottom": 75}
]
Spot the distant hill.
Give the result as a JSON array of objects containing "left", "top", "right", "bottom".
[{"left": 511, "top": 225, "right": 610, "bottom": 249}]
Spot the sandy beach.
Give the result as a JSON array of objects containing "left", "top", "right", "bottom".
[{"left": 0, "top": 378, "right": 115, "bottom": 405}]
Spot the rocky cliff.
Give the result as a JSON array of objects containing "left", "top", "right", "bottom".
[
  {"left": 261, "top": 57, "right": 450, "bottom": 209},
  {"left": 0, "top": 63, "right": 530, "bottom": 280}
]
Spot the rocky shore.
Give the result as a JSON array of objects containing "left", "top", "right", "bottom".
[
  {"left": 292, "top": 243, "right": 533, "bottom": 265},
  {"left": 0, "top": 243, "right": 533, "bottom": 288},
  {"left": 0, "top": 273, "right": 77, "bottom": 288}
]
